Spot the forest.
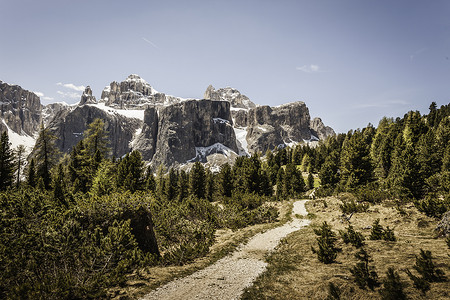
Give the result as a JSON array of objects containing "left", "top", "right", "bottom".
[{"left": 0, "top": 102, "right": 449, "bottom": 299}]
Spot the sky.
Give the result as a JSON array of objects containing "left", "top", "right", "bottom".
[{"left": 1, "top": 0, "right": 449, "bottom": 133}]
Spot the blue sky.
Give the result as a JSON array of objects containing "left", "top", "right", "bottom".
[{"left": 1, "top": 0, "right": 449, "bottom": 133}]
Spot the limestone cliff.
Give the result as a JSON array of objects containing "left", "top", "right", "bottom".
[{"left": 0, "top": 80, "right": 42, "bottom": 135}]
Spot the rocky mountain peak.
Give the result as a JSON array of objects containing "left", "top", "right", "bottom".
[
  {"left": 79, "top": 86, "right": 97, "bottom": 105},
  {"left": 204, "top": 85, "right": 256, "bottom": 110},
  {"left": 0, "top": 80, "right": 42, "bottom": 136},
  {"left": 100, "top": 75, "right": 162, "bottom": 109}
]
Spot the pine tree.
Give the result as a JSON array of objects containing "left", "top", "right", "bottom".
[
  {"left": 145, "top": 166, "right": 156, "bottom": 193},
  {"left": 350, "top": 248, "right": 379, "bottom": 290},
  {"left": 276, "top": 167, "right": 285, "bottom": 200},
  {"left": 370, "top": 219, "right": 384, "bottom": 240},
  {"left": 379, "top": 268, "right": 407, "bottom": 300},
  {"left": 312, "top": 221, "right": 341, "bottom": 264},
  {"left": 411, "top": 249, "right": 446, "bottom": 283},
  {"left": 177, "top": 170, "right": 189, "bottom": 201},
  {"left": 117, "top": 150, "right": 144, "bottom": 192},
  {"left": 218, "top": 163, "right": 233, "bottom": 197},
  {"left": 165, "top": 168, "right": 178, "bottom": 201},
  {"left": 307, "top": 172, "right": 315, "bottom": 190},
  {"left": 14, "top": 145, "right": 26, "bottom": 188},
  {"left": 189, "top": 161, "right": 206, "bottom": 199},
  {"left": 83, "top": 118, "right": 110, "bottom": 160},
  {"left": 0, "top": 131, "right": 14, "bottom": 190},
  {"left": 32, "top": 124, "right": 60, "bottom": 189},
  {"left": 52, "top": 163, "right": 67, "bottom": 206},
  {"left": 27, "top": 158, "right": 36, "bottom": 187}
]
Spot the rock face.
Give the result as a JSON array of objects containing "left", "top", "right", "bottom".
[
  {"left": 47, "top": 104, "right": 141, "bottom": 157},
  {"left": 204, "top": 85, "right": 256, "bottom": 109},
  {"left": 0, "top": 76, "right": 335, "bottom": 168},
  {"left": 136, "top": 100, "right": 238, "bottom": 166},
  {"left": 79, "top": 86, "right": 97, "bottom": 105},
  {"left": 310, "top": 117, "right": 335, "bottom": 140},
  {"left": 0, "top": 80, "right": 42, "bottom": 135},
  {"left": 235, "top": 102, "right": 318, "bottom": 153},
  {"left": 100, "top": 74, "right": 180, "bottom": 109}
]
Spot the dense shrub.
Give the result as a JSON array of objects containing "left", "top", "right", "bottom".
[
  {"left": 379, "top": 268, "right": 407, "bottom": 300},
  {"left": 312, "top": 222, "right": 341, "bottom": 264},
  {"left": 340, "top": 225, "right": 365, "bottom": 248},
  {"left": 350, "top": 248, "right": 379, "bottom": 290}
]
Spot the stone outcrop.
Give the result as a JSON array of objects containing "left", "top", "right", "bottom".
[
  {"left": 79, "top": 86, "right": 97, "bottom": 105},
  {"left": 47, "top": 104, "right": 141, "bottom": 157},
  {"left": 136, "top": 100, "right": 238, "bottom": 166},
  {"left": 237, "top": 102, "right": 315, "bottom": 153},
  {"left": 100, "top": 74, "right": 181, "bottom": 109},
  {"left": 310, "top": 117, "right": 335, "bottom": 140},
  {"left": 0, "top": 80, "right": 42, "bottom": 135},
  {"left": 204, "top": 85, "right": 256, "bottom": 109}
]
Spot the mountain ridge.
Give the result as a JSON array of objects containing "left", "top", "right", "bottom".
[{"left": 0, "top": 75, "right": 335, "bottom": 168}]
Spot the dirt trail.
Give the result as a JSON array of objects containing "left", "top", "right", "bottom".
[{"left": 141, "top": 200, "right": 310, "bottom": 300}]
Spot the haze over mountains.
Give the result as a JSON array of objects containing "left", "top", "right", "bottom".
[{"left": 0, "top": 75, "right": 334, "bottom": 168}]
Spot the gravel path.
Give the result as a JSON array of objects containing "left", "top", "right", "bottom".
[{"left": 141, "top": 200, "right": 310, "bottom": 300}]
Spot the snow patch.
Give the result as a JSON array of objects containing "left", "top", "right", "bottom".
[
  {"left": 213, "top": 117, "right": 230, "bottom": 125},
  {"left": 1, "top": 120, "right": 36, "bottom": 155},
  {"left": 233, "top": 127, "right": 249, "bottom": 156},
  {"left": 87, "top": 103, "right": 145, "bottom": 121},
  {"left": 187, "top": 143, "right": 235, "bottom": 163}
]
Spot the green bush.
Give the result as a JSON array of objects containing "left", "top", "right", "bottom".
[
  {"left": 340, "top": 199, "right": 369, "bottom": 214},
  {"left": 312, "top": 222, "right": 341, "bottom": 264},
  {"left": 379, "top": 268, "right": 407, "bottom": 300},
  {"left": 350, "top": 248, "right": 379, "bottom": 290},
  {"left": 340, "top": 225, "right": 365, "bottom": 248},
  {"left": 414, "top": 193, "right": 449, "bottom": 219}
]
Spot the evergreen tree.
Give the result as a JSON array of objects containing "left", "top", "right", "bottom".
[
  {"left": 177, "top": 170, "right": 189, "bottom": 201},
  {"left": 189, "top": 161, "right": 206, "bottom": 199},
  {"left": 276, "top": 167, "right": 285, "bottom": 200},
  {"left": 33, "top": 124, "right": 60, "bottom": 189},
  {"left": 319, "top": 150, "right": 340, "bottom": 188},
  {"left": 165, "top": 168, "right": 178, "bottom": 201},
  {"left": 350, "top": 248, "right": 379, "bottom": 290},
  {"left": 52, "top": 163, "right": 67, "bottom": 206},
  {"left": 145, "top": 166, "right": 156, "bottom": 193},
  {"left": 218, "top": 163, "right": 233, "bottom": 197},
  {"left": 117, "top": 150, "right": 144, "bottom": 192},
  {"left": 205, "top": 169, "right": 215, "bottom": 202},
  {"left": 0, "top": 131, "right": 14, "bottom": 190},
  {"left": 83, "top": 118, "right": 110, "bottom": 159},
  {"left": 379, "top": 268, "right": 407, "bottom": 300},
  {"left": 312, "top": 221, "right": 341, "bottom": 264},
  {"left": 307, "top": 172, "right": 315, "bottom": 190},
  {"left": 339, "top": 129, "right": 373, "bottom": 189},
  {"left": 369, "top": 219, "right": 384, "bottom": 240},
  {"left": 91, "top": 160, "right": 117, "bottom": 196},
  {"left": 27, "top": 158, "right": 36, "bottom": 187},
  {"left": 14, "top": 145, "right": 26, "bottom": 188}
]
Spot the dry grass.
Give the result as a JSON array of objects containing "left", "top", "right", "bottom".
[
  {"left": 243, "top": 196, "right": 450, "bottom": 300},
  {"left": 109, "top": 200, "right": 295, "bottom": 299}
]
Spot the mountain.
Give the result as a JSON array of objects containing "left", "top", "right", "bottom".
[{"left": 0, "top": 75, "right": 335, "bottom": 168}]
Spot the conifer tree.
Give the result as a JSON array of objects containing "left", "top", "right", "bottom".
[
  {"left": 218, "top": 163, "right": 233, "bottom": 197},
  {"left": 33, "top": 124, "right": 60, "bottom": 189},
  {"left": 117, "top": 150, "right": 144, "bottom": 192},
  {"left": 312, "top": 221, "right": 341, "bottom": 264},
  {"left": 379, "top": 268, "right": 407, "bottom": 300},
  {"left": 14, "top": 145, "right": 26, "bottom": 188},
  {"left": 350, "top": 248, "right": 379, "bottom": 290},
  {"left": 83, "top": 118, "right": 109, "bottom": 159},
  {"left": 0, "top": 131, "right": 14, "bottom": 190},
  {"left": 52, "top": 163, "right": 67, "bottom": 206},
  {"left": 307, "top": 172, "right": 315, "bottom": 190},
  {"left": 165, "top": 168, "right": 178, "bottom": 201},
  {"left": 189, "top": 161, "right": 206, "bottom": 199},
  {"left": 27, "top": 158, "right": 36, "bottom": 187},
  {"left": 145, "top": 166, "right": 156, "bottom": 193},
  {"left": 177, "top": 170, "right": 189, "bottom": 201}
]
